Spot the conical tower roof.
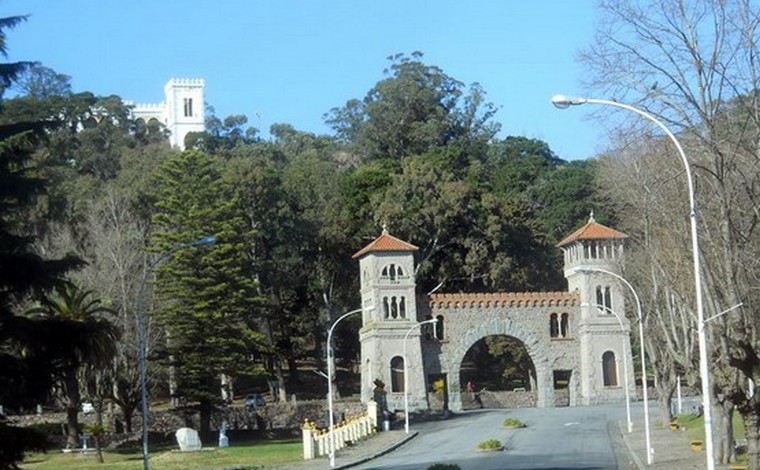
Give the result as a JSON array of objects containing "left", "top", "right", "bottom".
[
  {"left": 352, "top": 226, "right": 418, "bottom": 259},
  {"left": 556, "top": 213, "right": 628, "bottom": 248}
]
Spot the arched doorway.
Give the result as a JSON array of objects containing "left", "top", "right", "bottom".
[
  {"left": 442, "top": 318, "right": 553, "bottom": 411},
  {"left": 459, "top": 335, "right": 536, "bottom": 409}
]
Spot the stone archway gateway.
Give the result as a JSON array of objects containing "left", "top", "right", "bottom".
[
  {"left": 446, "top": 318, "right": 552, "bottom": 410},
  {"left": 354, "top": 216, "right": 637, "bottom": 414}
]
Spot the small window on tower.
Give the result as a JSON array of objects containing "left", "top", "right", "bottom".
[
  {"left": 549, "top": 313, "right": 559, "bottom": 338},
  {"left": 184, "top": 98, "right": 193, "bottom": 117}
]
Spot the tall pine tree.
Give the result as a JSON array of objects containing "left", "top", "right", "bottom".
[{"left": 151, "top": 150, "right": 263, "bottom": 437}]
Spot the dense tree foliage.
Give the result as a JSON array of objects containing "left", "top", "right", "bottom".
[
  {"left": 2, "top": 17, "right": 602, "bottom": 459},
  {"left": 0, "top": 14, "right": 85, "bottom": 468}
]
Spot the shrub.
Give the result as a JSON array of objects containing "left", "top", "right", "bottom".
[
  {"left": 503, "top": 417, "right": 526, "bottom": 428},
  {"left": 477, "top": 438, "right": 502, "bottom": 450}
]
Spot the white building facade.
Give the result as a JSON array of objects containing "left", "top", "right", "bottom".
[{"left": 130, "top": 78, "right": 205, "bottom": 150}]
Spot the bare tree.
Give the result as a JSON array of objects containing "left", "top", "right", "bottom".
[
  {"left": 583, "top": 0, "right": 760, "bottom": 465},
  {"left": 80, "top": 188, "right": 155, "bottom": 433}
]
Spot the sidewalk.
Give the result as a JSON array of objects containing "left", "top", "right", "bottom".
[
  {"left": 618, "top": 419, "right": 723, "bottom": 470},
  {"left": 267, "top": 430, "right": 417, "bottom": 470}
]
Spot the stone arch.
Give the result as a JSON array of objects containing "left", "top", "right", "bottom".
[{"left": 443, "top": 318, "right": 553, "bottom": 411}]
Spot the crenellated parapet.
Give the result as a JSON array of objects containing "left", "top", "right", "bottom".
[
  {"left": 428, "top": 291, "right": 579, "bottom": 309},
  {"left": 165, "top": 78, "right": 205, "bottom": 88},
  {"left": 130, "top": 102, "right": 166, "bottom": 110}
]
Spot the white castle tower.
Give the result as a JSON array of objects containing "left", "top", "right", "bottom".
[
  {"left": 557, "top": 213, "right": 635, "bottom": 405},
  {"left": 352, "top": 228, "right": 429, "bottom": 413},
  {"left": 130, "top": 78, "right": 205, "bottom": 150}
]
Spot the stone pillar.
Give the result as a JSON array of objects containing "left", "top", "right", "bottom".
[
  {"left": 367, "top": 400, "right": 377, "bottom": 429},
  {"left": 301, "top": 419, "right": 315, "bottom": 460}
]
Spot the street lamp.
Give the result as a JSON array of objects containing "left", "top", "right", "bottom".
[
  {"left": 553, "top": 94, "right": 713, "bottom": 469},
  {"left": 585, "top": 302, "right": 633, "bottom": 434},
  {"left": 572, "top": 266, "right": 652, "bottom": 464},
  {"left": 403, "top": 318, "right": 438, "bottom": 434},
  {"left": 326, "top": 306, "right": 374, "bottom": 468},
  {"left": 138, "top": 235, "right": 216, "bottom": 470}
]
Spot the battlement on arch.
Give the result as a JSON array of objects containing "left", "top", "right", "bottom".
[{"left": 428, "top": 291, "right": 580, "bottom": 309}]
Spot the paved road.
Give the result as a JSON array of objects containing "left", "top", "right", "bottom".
[{"left": 353, "top": 406, "right": 629, "bottom": 470}]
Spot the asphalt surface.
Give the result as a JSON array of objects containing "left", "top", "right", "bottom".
[{"left": 273, "top": 400, "right": 722, "bottom": 470}]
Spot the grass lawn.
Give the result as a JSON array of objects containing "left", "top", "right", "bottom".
[
  {"left": 21, "top": 439, "right": 302, "bottom": 470},
  {"left": 674, "top": 412, "right": 745, "bottom": 443}
]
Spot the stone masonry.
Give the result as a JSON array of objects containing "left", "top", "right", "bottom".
[{"left": 353, "top": 215, "right": 636, "bottom": 413}]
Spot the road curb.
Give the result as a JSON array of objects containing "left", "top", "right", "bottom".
[
  {"left": 618, "top": 420, "right": 646, "bottom": 470},
  {"left": 334, "top": 431, "right": 418, "bottom": 469}
]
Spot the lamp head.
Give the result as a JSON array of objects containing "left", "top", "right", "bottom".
[
  {"left": 192, "top": 235, "right": 216, "bottom": 247},
  {"left": 551, "top": 94, "right": 587, "bottom": 109}
]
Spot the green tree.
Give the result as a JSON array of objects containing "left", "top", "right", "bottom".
[
  {"left": 151, "top": 150, "right": 263, "bottom": 437},
  {"left": 374, "top": 154, "right": 556, "bottom": 293},
  {"left": 0, "top": 14, "right": 84, "bottom": 467},
  {"left": 325, "top": 52, "right": 499, "bottom": 161},
  {"left": 27, "top": 283, "right": 119, "bottom": 449}
]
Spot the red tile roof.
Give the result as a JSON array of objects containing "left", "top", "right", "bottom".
[
  {"left": 429, "top": 292, "right": 579, "bottom": 308},
  {"left": 352, "top": 229, "right": 419, "bottom": 259},
  {"left": 556, "top": 215, "right": 628, "bottom": 248}
]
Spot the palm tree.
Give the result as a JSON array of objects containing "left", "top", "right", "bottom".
[{"left": 28, "top": 282, "right": 119, "bottom": 449}]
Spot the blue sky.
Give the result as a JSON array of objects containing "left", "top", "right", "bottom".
[{"left": 4, "top": 1, "right": 602, "bottom": 160}]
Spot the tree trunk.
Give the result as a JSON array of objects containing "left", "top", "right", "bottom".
[
  {"left": 94, "top": 401, "right": 104, "bottom": 463},
  {"left": 63, "top": 369, "right": 81, "bottom": 449},
  {"left": 122, "top": 406, "right": 133, "bottom": 434},
  {"left": 199, "top": 399, "right": 212, "bottom": 442},
  {"left": 713, "top": 397, "right": 735, "bottom": 464},
  {"left": 275, "top": 358, "right": 287, "bottom": 403},
  {"left": 220, "top": 374, "right": 233, "bottom": 403},
  {"left": 288, "top": 356, "right": 300, "bottom": 384},
  {"left": 655, "top": 381, "right": 674, "bottom": 428},
  {"left": 742, "top": 408, "right": 760, "bottom": 470}
]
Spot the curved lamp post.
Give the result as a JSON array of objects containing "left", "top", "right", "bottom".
[
  {"left": 403, "top": 318, "right": 438, "bottom": 434},
  {"left": 572, "top": 266, "right": 652, "bottom": 464},
  {"left": 326, "top": 306, "right": 374, "bottom": 468},
  {"left": 553, "top": 94, "right": 712, "bottom": 469},
  {"left": 138, "top": 235, "right": 216, "bottom": 470},
  {"left": 588, "top": 302, "right": 633, "bottom": 434}
]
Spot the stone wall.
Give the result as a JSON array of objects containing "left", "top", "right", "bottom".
[{"left": 6, "top": 399, "right": 366, "bottom": 448}]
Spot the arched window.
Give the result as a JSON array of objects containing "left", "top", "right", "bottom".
[
  {"left": 549, "top": 313, "right": 559, "bottom": 338},
  {"left": 560, "top": 313, "right": 569, "bottom": 338},
  {"left": 383, "top": 297, "right": 390, "bottom": 319},
  {"left": 435, "top": 315, "right": 445, "bottom": 340},
  {"left": 390, "top": 356, "right": 405, "bottom": 392},
  {"left": 399, "top": 297, "right": 406, "bottom": 319},
  {"left": 390, "top": 296, "right": 398, "bottom": 319},
  {"left": 596, "top": 286, "right": 612, "bottom": 314},
  {"left": 381, "top": 264, "right": 402, "bottom": 282},
  {"left": 602, "top": 351, "right": 618, "bottom": 387}
]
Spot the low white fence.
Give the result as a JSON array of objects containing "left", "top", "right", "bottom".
[{"left": 302, "top": 400, "right": 378, "bottom": 460}]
